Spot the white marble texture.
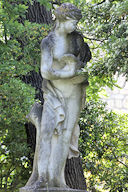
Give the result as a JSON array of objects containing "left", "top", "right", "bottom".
[{"left": 23, "top": 3, "right": 91, "bottom": 191}]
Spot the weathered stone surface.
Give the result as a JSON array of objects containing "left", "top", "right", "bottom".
[
  {"left": 19, "top": 187, "right": 86, "bottom": 192},
  {"left": 23, "top": 3, "right": 91, "bottom": 190}
]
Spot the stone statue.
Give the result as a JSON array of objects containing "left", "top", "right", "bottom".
[{"left": 20, "top": 3, "right": 91, "bottom": 192}]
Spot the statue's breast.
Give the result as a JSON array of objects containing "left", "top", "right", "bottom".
[{"left": 53, "top": 36, "right": 68, "bottom": 60}]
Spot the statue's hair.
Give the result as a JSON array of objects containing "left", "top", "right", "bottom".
[{"left": 54, "top": 3, "right": 82, "bottom": 21}]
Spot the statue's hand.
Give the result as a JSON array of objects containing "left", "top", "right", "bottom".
[
  {"left": 59, "top": 54, "right": 85, "bottom": 70},
  {"left": 59, "top": 54, "right": 78, "bottom": 65},
  {"left": 69, "top": 68, "right": 88, "bottom": 84},
  {"left": 48, "top": 66, "right": 76, "bottom": 79},
  {"left": 75, "top": 67, "right": 88, "bottom": 76}
]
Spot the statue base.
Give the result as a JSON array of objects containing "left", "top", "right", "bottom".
[{"left": 19, "top": 187, "right": 87, "bottom": 192}]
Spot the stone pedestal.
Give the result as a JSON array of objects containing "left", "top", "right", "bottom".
[{"left": 19, "top": 187, "right": 87, "bottom": 192}]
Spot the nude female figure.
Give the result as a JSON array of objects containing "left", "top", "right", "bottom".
[{"left": 24, "top": 3, "right": 91, "bottom": 190}]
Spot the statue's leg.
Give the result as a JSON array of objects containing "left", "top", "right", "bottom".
[
  {"left": 48, "top": 96, "right": 81, "bottom": 187},
  {"left": 34, "top": 102, "right": 55, "bottom": 188}
]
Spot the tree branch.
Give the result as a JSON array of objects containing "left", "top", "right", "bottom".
[
  {"left": 112, "top": 151, "right": 128, "bottom": 169},
  {"left": 4, "top": 24, "right": 8, "bottom": 44},
  {"left": 83, "top": 35, "right": 106, "bottom": 42},
  {"left": 97, "top": 0, "right": 106, "bottom": 5},
  {"left": 91, "top": 0, "right": 106, "bottom": 7}
]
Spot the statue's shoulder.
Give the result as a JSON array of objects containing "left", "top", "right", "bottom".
[{"left": 41, "top": 32, "right": 55, "bottom": 50}]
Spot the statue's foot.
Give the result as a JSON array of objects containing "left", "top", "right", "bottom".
[
  {"left": 49, "top": 179, "right": 69, "bottom": 189},
  {"left": 24, "top": 176, "right": 47, "bottom": 189},
  {"left": 33, "top": 176, "right": 48, "bottom": 189},
  {"left": 59, "top": 183, "right": 70, "bottom": 189},
  {"left": 25, "top": 172, "right": 38, "bottom": 187}
]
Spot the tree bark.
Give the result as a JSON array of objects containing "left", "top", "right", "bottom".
[
  {"left": 22, "top": 0, "right": 87, "bottom": 190},
  {"left": 65, "top": 158, "right": 86, "bottom": 190}
]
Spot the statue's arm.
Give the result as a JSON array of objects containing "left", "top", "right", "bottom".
[{"left": 52, "top": 54, "right": 77, "bottom": 78}]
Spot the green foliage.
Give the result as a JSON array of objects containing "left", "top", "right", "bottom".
[
  {"left": 79, "top": 101, "right": 128, "bottom": 191},
  {"left": 77, "top": 1, "right": 128, "bottom": 190},
  {"left": 0, "top": 79, "right": 35, "bottom": 124},
  {"left": 80, "top": 0, "right": 128, "bottom": 79},
  {"left": 0, "top": 0, "right": 128, "bottom": 191},
  {"left": 0, "top": 122, "right": 31, "bottom": 192},
  {"left": 0, "top": 0, "right": 51, "bottom": 191}
]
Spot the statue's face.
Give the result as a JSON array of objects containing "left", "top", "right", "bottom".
[{"left": 58, "top": 19, "right": 78, "bottom": 33}]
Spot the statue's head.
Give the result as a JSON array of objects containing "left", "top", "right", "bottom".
[
  {"left": 54, "top": 3, "right": 82, "bottom": 34},
  {"left": 54, "top": 3, "right": 82, "bottom": 22}
]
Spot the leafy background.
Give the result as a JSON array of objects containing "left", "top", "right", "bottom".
[{"left": 0, "top": 0, "right": 128, "bottom": 191}]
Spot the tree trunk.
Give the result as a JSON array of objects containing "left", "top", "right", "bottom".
[{"left": 22, "top": 1, "right": 87, "bottom": 190}]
